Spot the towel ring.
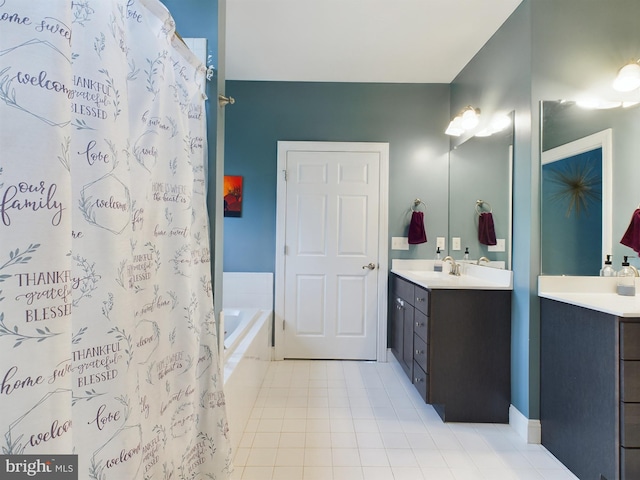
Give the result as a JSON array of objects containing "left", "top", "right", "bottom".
[
  {"left": 475, "top": 199, "right": 492, "bottom": 215},
  {"left": 412, "top": 199, "right": 427, "bottom": 212}
]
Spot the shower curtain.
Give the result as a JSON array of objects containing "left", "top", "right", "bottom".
[{"left": 0, "top": 0, "right": 232, "bottom": 478}]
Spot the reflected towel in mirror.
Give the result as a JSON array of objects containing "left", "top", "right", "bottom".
[
  {"left": 478, "top": 212, "right": 497, "bottom": 246},
  {"left": 408, "top": 211, "right": 427, "bottom": 244},
  {"left": 621, "top": 208, "right": 640, "bottom": 254}
]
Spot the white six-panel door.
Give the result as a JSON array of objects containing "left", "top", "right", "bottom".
[{"left": 275, "top": 142, "right": 389, "bottom": 360}]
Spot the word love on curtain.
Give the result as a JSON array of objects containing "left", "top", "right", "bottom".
[{"left": 0, "top": 0, "right": 232, "bottom": 479}]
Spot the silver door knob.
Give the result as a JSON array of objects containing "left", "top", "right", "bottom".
[{"left": 362, "top": 263, "right": 376, "bottom": 270}]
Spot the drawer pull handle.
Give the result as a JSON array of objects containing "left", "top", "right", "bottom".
[
  {"left": 415, "top": 322, "right": 424, "bottom": 327},
  {"left": 416, "top": 297, "right": 425, "bottom": 302},
  {"left": 415, "top": 377, "right": 423, "bottom": 383},
  {"left": 415, "top": 350, "right": 424, "bottom": 355}
]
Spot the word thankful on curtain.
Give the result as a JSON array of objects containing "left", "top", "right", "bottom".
[{"left": 0, "top": 1, "right": 232, "bottom": 479}]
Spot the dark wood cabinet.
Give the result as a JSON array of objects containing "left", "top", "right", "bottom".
[
  {"left": 389, "top": 274, "right": 417, "bottom": 379},
  {"left": 389, "top": 273, "right": 511, "bottom": 423},
  {"left": 541, "top": 298, "right": 640, "bottom": 480}
]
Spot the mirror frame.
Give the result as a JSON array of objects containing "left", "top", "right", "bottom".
[{"left": 541, "top": 128, "right": 613, "bottom": 273}]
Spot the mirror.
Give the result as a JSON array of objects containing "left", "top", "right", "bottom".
[
  {"left": 448, "top": 111, "right": 514, "bottom": 269},
  {"left": 541, "top": 100, "right": 640, "bottom": 275}
]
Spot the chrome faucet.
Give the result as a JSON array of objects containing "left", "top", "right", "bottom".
[
  {"left": 443, "top": 256, "right": 461, "bottom": 276},
  {"left": 477, "top": 256, "right": 490, "bottom": 265},
  {"left": 630, "top": 265, "right": 640, "bottom": 277}
]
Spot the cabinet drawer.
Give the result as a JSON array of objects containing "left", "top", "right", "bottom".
[
  {"left": 393, "top": 276, "right": 415, "bottom": 306},
  {"left": 414, "top": 287, "right": 429, "bottom": 315},
  {"left": 413, "top": 361, "right": 428, "bottom": 401},
  {"left": 622, "top": 447, "right": 640, "bottom": 480},
  {"left": 622, "top": 322, "right": 640, "bottom": 360},
  {"left": 414, "top": 310, "right": 428, "bottom": 343},
  {"left": 622, "top": 361, "right": 640, "bottom": 402},
  {"left": 622, "top": 403, "right": 640, "bottom": 447},
  {"left": 414, "top": 334, "right": 428, "bottom": 373}
]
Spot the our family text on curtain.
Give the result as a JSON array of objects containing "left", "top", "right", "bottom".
[{"left": 0, "top": 1, "right": 232, "bottom": 478}]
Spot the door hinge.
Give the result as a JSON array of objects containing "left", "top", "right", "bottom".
[
  {"left": 282, "top": 169, "right": 288, "bottom": 181},
  {"left": 282, "top": 320, "right": 285, "bottom": 331},
  {"left": 284, "top": 245, "right": 288, "bottom": 255}
]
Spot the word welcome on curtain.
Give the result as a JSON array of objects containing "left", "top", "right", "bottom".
[{"left": 0, "top": 0, "right": 232, "bottom": 478}]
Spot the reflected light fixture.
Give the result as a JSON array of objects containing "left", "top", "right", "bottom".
[
  {"left": 613, "top": 61, "right": 640, "bottom": 92},
  {"left": 475, "top": 114, "right": 511, "bottom": 137},
  {"left": 576, "top": 98, "right": 622, "bottom": 109},
  {"left": 445, "top": 106, "right": 481, "bottom": 136}
]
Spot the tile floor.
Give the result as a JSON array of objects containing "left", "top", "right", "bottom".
[{"left": 231, "top": 357, "right": 577, "bottom": 480}]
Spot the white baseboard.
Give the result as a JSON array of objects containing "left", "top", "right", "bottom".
[{"left": 509, "top": 405, "right": 541, "bottom": 444}]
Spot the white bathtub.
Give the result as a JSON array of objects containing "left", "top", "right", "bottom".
[{"left": 222, "top": 307, "right": 272, "bottom": 455}]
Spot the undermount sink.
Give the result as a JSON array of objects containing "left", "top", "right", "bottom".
[{"left": 391, "top": 259, "right": 513, "bottom": 290}]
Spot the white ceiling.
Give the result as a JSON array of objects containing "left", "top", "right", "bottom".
[{"left": 225, "top": 0, "right": 523, "bottom": 83}]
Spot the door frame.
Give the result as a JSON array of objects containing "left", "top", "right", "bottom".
[{"left": 274, "top": 141, "right": 389, "bottom": 361}]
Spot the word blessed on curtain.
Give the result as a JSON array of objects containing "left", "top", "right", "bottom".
[{"left": 0, "top": 1, "right": 231, "bottom": 479}]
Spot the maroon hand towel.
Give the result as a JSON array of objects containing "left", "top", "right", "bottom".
[
  {"left": 478, "top": 212, "right": 497, "bottom": 246},
  {"left": 408, "top": 211, "right": 427, "bottom": 244},
  {"left": 620, "top": 208, "right": 640, "bottom": 254}
]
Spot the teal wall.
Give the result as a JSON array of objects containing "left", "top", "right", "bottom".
[
  {"left": 449, "top": 2, "right": 534, "bottom": 417},
  {"left": 223, "top": 82, "right": 451, "bottom": 272},
  {"left": 159, "top": 0, "right": 218, "bottom": 65}
]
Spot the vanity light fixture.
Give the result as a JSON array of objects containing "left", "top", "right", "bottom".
[
  {"left": 445, "top": 106, "right": 481, "bottom": 136},
  {"left": 613, "top": 61, "right": 640, "bottom": 92}
]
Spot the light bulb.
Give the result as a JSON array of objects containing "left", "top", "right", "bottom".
[
  {"left": 613, "top": 62, "right": 640, "bottom": 92},
  {"left": 445, "top": 116, "right": 464, "bottom": 136},
  {"left": 460, "top": 107, "right": 479, "bottom": 130}
]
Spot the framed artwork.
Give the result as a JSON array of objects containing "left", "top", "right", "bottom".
[{"left": 224, "top": 175, "right": 243, "bottom": 217}]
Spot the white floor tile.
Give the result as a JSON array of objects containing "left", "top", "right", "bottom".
[
  {"left": 240, "top": 466, "right": 273, "bottom": 480},
  {"left": 305, "top": 432, "right": 332, "bottom": 448},
  {"left": 279, "top": 432, "right": 306, "bottom": 448},
  {"left": 333, "top": 466, "right": 364, "bottom": 480},
  {"left": 252, "top": 432, "right": 280, "bottom": 448},
  {"left": 386, "top": 448, "right": 418, "bottom": 467},
  {"left": 356, "top": 431, "right": 384, "bottom": 449},
  {"left": 275, "top": 448, "right": 305, "bottom": 466},
  {"left": 450, "top": 467, "right": 485, "bottom": 479},
  {"left": 331, "top": 447, "right": 360, "bottom": 466},
  {"left": 302, "top": 466, "right": 332, "bottom": 480},
  {"left": 362, "top": 466, "right": 395, "bottom": 479},
  {"left": 420, "top": 467, "right": 456, "bottom": 479},
  {"left": 272, "top": 466, "right": 304, "bottom": 480},
  {"left": 331, "top": 431, "right": 358, "bottom": 448},
  {"left": 381, "top": 431, "right": 410, "bottom": 449},
  {"left": 359, "top": 448, "right": 389, "bottom": 467},
  {"left": 233, "top": 359, "right": 578, "bottom": 480},
  {"left": 392, "top": 466, "right": 426, "bottom": 480},
  {"left": 303, "top": 447, "right": 332, "bottom": 466},
  {"left": 245, "top": 448, "right": 277, "bottom": 466}
]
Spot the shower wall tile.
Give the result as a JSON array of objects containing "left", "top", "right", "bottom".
[{"left": 223, "top": 272, "right": 274, "bottom": 310}]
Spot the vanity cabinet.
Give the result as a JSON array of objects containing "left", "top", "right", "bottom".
[
  {"left": 389, "top": 274, "right": 423, "bottom": 379},
  {"left": 541, "top": 298, "right": 640, "bottom": 480},
  {"left": 389, "top": 273, "right": 511, "bottom": 423}
]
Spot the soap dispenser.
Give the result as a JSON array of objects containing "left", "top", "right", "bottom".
[
  {"left": 600, "top": 255, "right": 615, "bottom": 277},
  {"left": 617, "top": 256, "right": 636, "bottom": 296},
  {"left": 463, "top": 247, "right": 470, "bottom": 261},
  {"left": 434, "top": 247, "right": 443, "bottom": 272}
]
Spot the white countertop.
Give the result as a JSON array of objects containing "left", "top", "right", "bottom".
[
  {"left": 391, "top": 259, "right": 513, "bottom": 290},
  {"left": 538, "top": 276, "right": 640, "bottom": 318}
]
